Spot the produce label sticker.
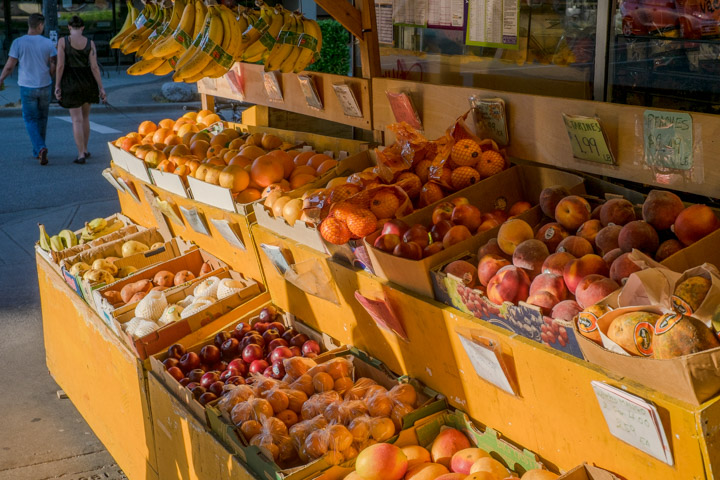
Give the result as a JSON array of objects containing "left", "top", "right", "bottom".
[
  {"left": 470, "top": 96, "right": 509, "bottom": 146},
  {"left": 179, "top": 206, "right": 210, "bottom": 236},
  {"left": 457, "top": 331, "right": 517, "bottom": 396},
  {"left": 354, "top": 291, "right": 409, "bottom": 341},
  {"left": 466, "top": 0, "right": 519, "bottom": 49},
  {"left": 209, "top": 218, "right": 246, "bottom": 251},
  {"left": 562, "top": 114, "right": 616, "bottom": 165},
  {"left": 102, "top": 169, "right": 125, "bottom": 193},
  {"left": 591, "top": 381, "right": 674, "bottom": 465},
  {"left": 643, "top": 110, "right": 693, "bottom": 171}
]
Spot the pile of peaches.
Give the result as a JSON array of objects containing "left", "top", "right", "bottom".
[
  {"left": 444, "top": 186, "right": 720, "bottom": 342},
  {"left": 113, "top": 111, "right": 337, "bottom": 204}
]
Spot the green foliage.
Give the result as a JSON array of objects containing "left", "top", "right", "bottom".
[{"left": 307, "top": 19, "right": 350, "bottom": 76}]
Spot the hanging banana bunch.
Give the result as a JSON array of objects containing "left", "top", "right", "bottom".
[{"left": 109, "top": 0, "right": 140, "bottom": 49}]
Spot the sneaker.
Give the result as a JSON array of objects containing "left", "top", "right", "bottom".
[
  {"left": 39, "top": 148, "right": 48, "bottom": 165},
  {"left": 73, "top": 155, "right": 86, "bottom": 164}
]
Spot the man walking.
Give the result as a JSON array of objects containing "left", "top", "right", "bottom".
[{"left": 0, "top": 13, "right": 57, "bottom": 165}]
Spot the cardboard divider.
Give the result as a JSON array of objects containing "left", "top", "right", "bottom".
[
  {"left": 108, "top": 141, "right": 129, "bottom": 171},
  {"left": 364, "top": 165, "right": 586, "bottom": 298},
  {"left": 558, "top": 464, "right": 621, "bottom": 480},
  {"left": 114, "top": 268, "right": 262, "bottom": 360}
]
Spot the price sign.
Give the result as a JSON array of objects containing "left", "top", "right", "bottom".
[
  {"left": 562, "top": 114, "right": 616, "bottom": 165},
  {"left": 210, "top": 218, "right": 246, "bottom": 250},
  {"left": 457, "top": 331, "right": 516, "bottom": 395},
  {"left": 643, "top": 110, "right": 693, "bottom": 171},
  {"left": 592, "top": 381, "right": 673, "bottom": 465},
  {"left": 332, "top": 84, "right": 363, "bottom": 118},
  {"left": 470, "top": 97, "right": 509, "bottom": 146},
  {"left": 354, "top": 291, "right": 408, "bottom": 341},
  {"left": 179, "top": 206, "right": 210, "bottom": 236},
  {"left": 102, "top": 169, "right": 125, "bottom": 193}
]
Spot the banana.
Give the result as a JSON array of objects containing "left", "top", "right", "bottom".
[
  {"left": 80, "top": 218, "right": 122, "bottom": 243},
  {"left": 121, "top": 4, "right": 162, "bottom": 54},
  {"left": 87, "top": 217, "right": 108, "bottom": 233},
  {"left": 205, "top": 5, "right": 237, "bottom": 78},
  {"left": 38, "top": 223, "right": 51, "bottom": 252},
  {"left": 242, "top": 5, "right": 284, "bottom": 63},
  {"left": 237, "top": 4, "right": 272, "bottom": 59},
  {"left": 229, "top": 11, "right": 249, "bottom": 60},
  {"left": 110, "top": 0, "right": 139, "bottom": 49},
  {"left": 193, "top": 0, "right": 208, "bottom": 38},
  {"left": 58, "top": 229, "right": 78, "bottom": 248},
  {"left": 173, "top": 6, "right": 222, "bottom": 81},
  {"left": 293, "top": 16, "right": 322, "bottom": 73},
  {"left": 266, "top": 11, "right": 300, "bottom": 71},
  {"left": 152, "top": 0, "right": 195, "bottom": 59},
  {"left": 279, "top": 14, "right": 305, "bottom": 73},
  {"left": 152, "top": 59, "right": 174, "bottom": 75},
  {"left": 49, "top": 235, "right": 64, "bottom": 252},
  {"left": 173, "top": 7, "right": 212, "bottom": 74},
  {"left": 128, "top": 56, "right": 166, "bottom": 75}
]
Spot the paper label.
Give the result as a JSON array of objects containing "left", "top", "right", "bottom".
[
  {"left": 209, "top": 218, "right": 246, "bottom": 250},
  {"left": 466, "top": 0, "right": 519, "bottom": 49},
  {"left": 643, "top": 110, "right": 693, "bottom": 171},
  {"left": 471, "top": 97, "right": 509, "bottom": 146},
  {"left": 118, "top": 177, "right": 140, "bottom": 203},
  {"left": 387, "top": 91, "right": 423, "bottom": 130},
  {"left": 354, "top": 291, "right": 408, "bottom": 341},
  {"left": 457, "top": 333, "right": 516, "bottom": 395},
  {"left": 260, "top": 243, "right": 291, "bottom": 275},
  {"left": 654, "top": 313, "right": 681, "bottom": 335},
  {"left": 591, "top": 381, "right": 673, "bottom": 465},
  {"left": 179, "top": 206, "right": 210, "bottom": 236},
  {"left": 428, "top": 0, "right": 465, "bottom": 28},
  {"left": 393, "top": 0, "right": 428, "bottom": 26},
  {"left": 577, "top": 311, "right": 599, "bottom": 334},
  {"left": 333, "top": 84, "right": 363, "bottom": 118},
  {"left": 633, "top": 321, "right": 654, "bottom": 356},
  {"left": 375, "top": 0, "right": 394, "bottom": 44},
  {"left": 263, "top": 71, "right": 284, "bottom": 102},
  {"left": 102, "top": 169, "right": 125, "bottom": 193},
  {"left": 562, "top": 114, "right": 616, "bottom": 165}
]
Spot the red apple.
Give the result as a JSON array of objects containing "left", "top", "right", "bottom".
[
  {"left": 253, "top": 322, "right": 269, "bottom": 334},
  {"left": 227, "top": 359, "right": 247, "bottom": 376},
  {"left": 263, "top": 366, "right": 274, "bottom": 377},
  {"left": 268, "top": 338, "right": 289, "bottom": 351},
  {"left": 198, "top": 391, "right": 216, "bottom": 405},
  {"left": 178, "top": 352, "right": 200, "bottom": 373},
  {"left": 268, "top": 321, "right": 285, "bottom": 335},
  {"left": 188, "top": 368, "right": 205, "bottom": 383},
  {"left": 241, "top": 334, "right": 264, "bottom": 349},
  {"left": 432, "top": 202, "right": 455, "bottom": 225},
  {"left": 262, "top": 328, "right": 280, "bottom": 344},
  {"left": 452, "top": 197, "right": 470, "bottom": 206},
  {"left": 208, "top": 381, "right": 225, "bottom": 396},
  {"left": 233, "top": 322, "right": 252, "bottom": 339},
  {"left": 163, "top": 357, "right": 179, "bottom": 370},
  {"left": 179, "top": 378, "right": 191, "bottom": 387},
  {"left": 290, "top": 333, "right": 310, "bottom": 347},
  {"left": 221, "top": 338, "right": 240, "bottom": 361},
  {"left": 200, "top": 371, "right": 220, "bottom": 389},
  {"left": 249, "top": 360, "right": 269, "bottom": 375},
  {"left": 167, "top": 344, "right": 186, "bottom": 360},
  {"left": 189, "top": 385, "right": 206, "bottom": 400},
  {"left": 242, "top": 344, "right": 264, "bottom": 364},
  {"left": 167, "top": 366, "right": 184, "bottom": 382},
  {"left": 451, "top": 204, "right": 482, "bottom": 232},
  {"left": 403, "top": 225, "right": 430, "bottom": 248},
  {"left": 270, "top": 346, "right": 294, "bottom": 364},
  {"left": 200, "top": 345, "right": 221, "bottom": 365},
  {"left": 211, "top": 361, "right": 227, "bottom": 372},
  {"left": 374, "top": 233, "right": 401, "bottom": 252},
  {"left": 270, "top": 361, "right": 286, "bottom": 379},
  {"left": 259, "top": 306, "right": 278, "bottom": 322},
  {"left": 220, "top": 368, "right": 239, "bottom": 382},
  {"left": 281, "top": 328, "right": 297, "bottom": 342},
  {"left": 225, "top": 376, "right": 245, "bottom": 386},
  {"left": 393, "top": 241, "right": 423, "bottom": 260},
  {"left": 302, "top": 340, "right": 321, "bottom": 356},
  {"left": 214, "top": 331, "right": 230, "bottom": 348},
  {"left": 382, "top": 219, "right": 409, "bottom": 237}
]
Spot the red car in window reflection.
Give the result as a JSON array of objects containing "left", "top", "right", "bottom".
[{"left": 620, "top": 0, "right": 720, "bottom": 38}]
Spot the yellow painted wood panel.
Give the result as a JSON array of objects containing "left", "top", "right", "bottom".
[
  {"left": 148, "top": 372, "right": 258, "bottom": 480},
  {"left": 38, "top": 255, "right": 158, "bottom": 480}
]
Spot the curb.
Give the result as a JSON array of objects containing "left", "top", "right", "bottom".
[{"left": 0, "top": 102, "right": 202, "bottom": 118}]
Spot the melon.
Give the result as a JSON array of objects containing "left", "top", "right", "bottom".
[
  {"left": 652, "top": 313, "right": 720, "bottom": 359},
  {"left": 606, "top": 311, "right": 659, "bottom": 356},
  {"left": 672, "top": 276, "right": 712, "bottom": 315}
]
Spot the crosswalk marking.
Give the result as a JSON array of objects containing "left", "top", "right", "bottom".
[{"left": 55, "top": 116, "right": 121, "bottom": 135}]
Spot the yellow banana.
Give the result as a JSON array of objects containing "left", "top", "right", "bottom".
[
  {"left": 229, "top": 11, "right": 249, "bottom": 60},
  {"left": 152, "top": 59, "right": 174, "bottom": 75},
  {"left": 109, "top": 0, "right": 139, "bottom": 49},
  {"left": 152, "top": 0, "right": 195, "bottom": 59},
  {"left": 121, "top": 4, "right": 161, "bottom": 54},
  {"left": 279, "top": 13, "right": 304, "bottom": 73},
  {"left": 38, "top": 224, "right": 51, "bottom": 252},
  {"left": 242, "top": 5, "right": 284, "bottom": 63},
  {"left": 142, "top": 0, "right": 183, "bottom": 59},
  {"left": 128, "top": 56, "right": 166, "bottom": 75},
  {"left": 266, "top": 11, "right": 300, "bottom": 71},
  {"left": 193, "top": 0, "right": 208, "bottom": 38},
  {"left": 183, "top": 71, "right": 206, "bottom": 83},
  {"left": 205, "top": 5, "right": 238, "bottom": 78},
  {"left": 237, "top": 4, "right": 272, "bottom": 58},
  {"left": 173, "top": 6, "right": 222, "bottom": 81},
  {"left": 293, "top": 16, "right": 322, "bottom": 73},
  {"left": 173, "top": 7, "right": 212, "bottom": 73}
]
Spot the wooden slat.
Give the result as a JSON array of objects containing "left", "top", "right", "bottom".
[
  {"left": 356, "top": 0, "right": 382, "bottom": 79},
  {"left": 313, "top": 0, "right": 363, "bottom": 40},
  {"left": 372, "top": 77, "right": 720, "bottom": 199}
]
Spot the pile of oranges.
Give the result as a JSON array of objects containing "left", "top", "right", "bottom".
[{"left": 113, "top": 111, "right": 336, "bottom": 204}]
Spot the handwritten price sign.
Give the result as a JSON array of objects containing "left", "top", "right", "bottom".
[
  {"left": 643, "top": 110, "right": 693, "bottom": 171},
  {"left": 562, "top": 114, "right": 616, "bottom": 165}
]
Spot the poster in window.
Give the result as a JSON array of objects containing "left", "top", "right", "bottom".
[
  {"left": 465, "top": 0, "right": 519, "bottom": 49},
  {"left": 427, "top": 0, "right": 465, "bottom": 29}
]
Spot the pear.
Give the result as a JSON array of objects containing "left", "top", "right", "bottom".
[
  {"left": 122, "top": 240, "right": 149, "bottom": 258},
  {"left": 92, "top": 258, "right": 118, "bottom": 275},
  {"left": 150, "top": 242, "right": 165, "bottom": 250},
  {"left": 69, "top": 262, "right": 91, "bottom": 276},
  {"left": 117, "top": 266, "right": 138, "bottom": 278}
]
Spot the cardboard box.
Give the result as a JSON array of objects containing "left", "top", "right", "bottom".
[
  {"left": 115, "top": 268, "right": 262, "bottom": 360},
  {"left": 108, "top": 143, "right": 153, "bottom": 184},
  {"left": 93, "top": 247, "right": 226, "bottom": 325},
  {"left": 150, "top": 168, "right": 191, "bottom": 198},
  {"left": 213, "top": 347, "right": 447, "bottom": 480},
  {"left": 558, "top": 464, "right": 621, "bottom": 479},
  {"left": 151, "top": 305, "right": 340, "bottom": 423},
  {"left": 108, "top": 141, "right": 130, "bottom": 171},
  {"left": 364, "top": 165, "right": 586, "bottom": 298}
]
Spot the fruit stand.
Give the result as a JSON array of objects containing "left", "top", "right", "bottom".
[{"left": 35, "top": 0, "right": 720, "bottom": 479}]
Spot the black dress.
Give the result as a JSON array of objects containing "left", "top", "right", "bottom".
[{"left": 59, "top": 36, "right": 99, "bottom": 109}]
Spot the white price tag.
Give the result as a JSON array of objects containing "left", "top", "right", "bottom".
[
  {"left": 179, "top": 206, "right": 210, "bottom": 236},
  {"left": 457, "top": 332, "right": 516, "bottom": 396},
  {"left": 210, "top": 218, "right": 246, "bottom": 250},
  {"left": 592, "top": 381, "right": 673, "bottom": 465}
]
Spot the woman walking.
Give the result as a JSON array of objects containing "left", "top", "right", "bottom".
[{"left": 55, "top": 15, "right": 106, "bottom": 164}]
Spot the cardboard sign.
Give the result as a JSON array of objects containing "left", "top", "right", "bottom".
[
  {"left": 643, "top": 110, "right": 693, "bottom": 171},
  {"left": 387, "top": 91, "right": 423, "bottom": 130},
  {"left": 355, "top": 291, "right": 408, "bottom": 341},
  {"left": 457, "top": 331, "right": 517, "bottom": 395},
  {"left": 259, "top": 243, "right": 292, "bottom": 275},
  {"left": 591, "top": 381, "right": 673, "bottom": 465},
  {"left": 209, "top": 218, "right": 246, "bottom": 250},
  {"left": 332, "top": 84, "right": 363, "bottom": 118},
  {"left": 179, "top": 206, "right": 210, "bottom": 236},
  {"left": 102, "top": 168, "right": 125, "bottom": 193},
  {"left": 562, "top": 114, "right": 616, "bottom": 165},
  {"left": 119, "top": 177, "right": 140, "bottom": 202},
  {"left": 263, "top": 71, "right": 284, "bottom": 102},
  {"left": 470, "top": 97, "right": 509, "bottom": 146},
  {"left": 298, "top": 75, "right": 323, "bottom": 110}
]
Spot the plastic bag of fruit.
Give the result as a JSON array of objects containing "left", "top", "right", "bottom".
[
  {"left": 217, "top": 384, "right": 256, "bottom": 416},
  {"left": 323, "top": 397, "right": 369, "bottom": 425},
  {"left": 282, "top": 355, "right": 318, "bottom": 382},
  {"left": 249, "top": 416, "right": 296, "bottom": 464},
  {"left": 303, "top": 421, "right": 356, "bottom": 465},
  {"left": 289, "top": 414, "right": 329, "bottom": 461},
  {"left": 301, "top": 390, "right": 343, "bottom": 420}
]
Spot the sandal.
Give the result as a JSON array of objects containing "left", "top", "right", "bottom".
[
  {"left": 84, "top": 151, "right": 91, "bottom": 158},
  {"left": 73, "top": 155, "right": 86, "bottom": 164}
]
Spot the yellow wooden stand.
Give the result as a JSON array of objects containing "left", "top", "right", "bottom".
[
  {"left": 37, "top": 254, "right": 159, "bottom": 480},
  {"left": 250, "top": 223, "right": 720, "bottom": 479}
]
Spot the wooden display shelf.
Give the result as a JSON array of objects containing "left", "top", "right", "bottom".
[
  {"left": 112, "top": 165, "right": 266, "bottom": 287},
  {"left": 38, "top": 254, "right": 159, "bottom": 480},
  {"left": 250, "top": 223, "right": 720, "bottom": 479}
]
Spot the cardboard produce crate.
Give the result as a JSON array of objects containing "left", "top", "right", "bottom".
[
  {"left": 558, "top": 464, "right": 621, "bottom": 479},
  {"left": 150, "top": 167, "right": 191, "bottom": 198},
  {"left": 109, "top": 142, "right": 153, "bottom": 183},
  {"left": 364, "top": 165, "right": 586, "bottom": 298}
]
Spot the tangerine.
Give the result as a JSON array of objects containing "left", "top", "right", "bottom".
[
  {"left": 370, "top": 191, "right": 400, "bottom": 219},
  {"left": 346, "top": 209, "right": 378, "bottom": 238},
  {"left": 476, "top": 150, "right": 505, "bottom": 177},
  {"left": 451, "top": 166, "right": 481, "bottom": 190},
  {"left": 138, "top": 120, "right": 157, "bottom": 136},
  {"left": 451, "top": 139, "right": 483, "bottom": 166},
  {"left": 320, "top": 218, "right": 352, "bottom": 245},
  {"left": 158, "top": 118, "right": 174, "bottom": 129}
]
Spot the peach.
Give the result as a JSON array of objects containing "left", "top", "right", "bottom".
[
  {"left": 466, "top": 474, "right": 497, "bottom": 480},
  {"left": 512, "top": 239, "right": 549, "bottom": 278},
  {"left": 401, "top": 445, "right": 431, "bottom": 469},
  {"left": 436, "top": 475, "right": 469, "bottom": 480},
  {"left": 575, "top": 275, "right": 619, "bottom": 308},
  {"left": 602, "top": 248, "right": 623, "bottom": 266},
  {"left": 541, "top": 252, "right": 575, "bottom": 276},
  {"left": 478, "top": 238, "right": 508, "bottom": 260},
  {"left": 554, "top": 195, "right": 591, "bottom": 231},
  {"left": 445, "top": 260, "right": 479, "bottom": 288},
  {"left": 497, "top": 219, "right": 534, "bottom": 255},
  {"left": 484, "top": 210, "right": 509, "bottom": 224},
  {"left": 529, "top": 273, "right": 567, "bottom": 301},
  {"left": 452, "top": 204, "right": 483, "bottom": 232},
  {"left": 609, "top": 252, "right": 642, "bottom": 285},
  {"left": 595, "top": 225, "right": 622, "bottom": 256},
  {"left": 539, "top": 185, "right": 570, "bottom": 218},
  {"left": 527, "top": 291, "right": 560, "bottom": 315},
  {"left": 556, "top": 236, "right": 594, "bottom": 258},
  {"left": 655, "top": 239, "right": 683, "bottom": 261},
  {"left": 443, "top": 225, "right": 473, "bottom": 249},
  {"left": 674, "top": 204, "right": 720, "bottom": 246},
  {"left": 509, "top": 201, "right": 532, "bottom": 217},
  {"left": 535, "top": 223, "right": 568, "bottom": 252},
  {"left": 476, "top": 217, "right": 501, "bottom": 234},
  {"left": 430, "top": 428, "right": 471, "bottom": 467},
  {"left": 599, "top": 198, "right": 636, "bottom": 226},
  {"left": 469, "top": 457, "right": 510, "bottom": 478},
  {"left": 478, "top": 254, "right": 511, "bottom": 287},
  {"left": 405, "top": 463, "right": 450, "bottom": 480},
  {"left": 618, "top": 220, "right": 659, "bottom": 254},
  {"left": 563, "top": 254, "right": 609, "bottom": 294},
  {"left": 551, "top": 299, "right": 583, "bottom": 322},
  {"left": 576, "top": 219, "right": 602, "bottom": 247},
  {"left": 522, "top": 470, "right": 560, "bottom": 479},
  {"left": 591, "top": 204, "right": 602, "bottom": 220},
  {"left": 486, "top": 265, "right": 531, "bottom": 305},
  {"left": 355, "top": 443, "right": 408, "bottom": 480},
  {"left": 642, "top": 190, "right": 684, "bottom": 231},
  {"left": 451, "top": 448, "right": 491, "bottom": 474}
]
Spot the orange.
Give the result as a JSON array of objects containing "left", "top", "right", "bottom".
[
  {"left": 451, "top": 166, "right": 481, "bottom": 190},
  {"left": 158, "top": 118, "right": 174, "bottom": 129},
  {"left": 195, "top": 109, "right": 213, "bottom": 124},
  {"left": 235, "top": 188, "right": 262, "bottom": 203},
  {"left": 316, "top": 159, "right": 338, "bottom": 175},
  {"left": 228, "top": 154, "right": 252, "bottom": 168},
  {"left": 190, "top": 140, "right": 210, "bottom": 157},
  {"left": 181, "top": 131, "right": 195, "bottom": 145},
  {"left": 228, "top": 137, "right": 246, "bottom": 150},
  {"left": 222, "top": 128, "right": 241, "bottom": 140},
  {"left": 164, "top": 133, "right": 182, "bottom": 146},
  {"left": 177, "top": 123, "right": 199, "bottom": 137},
  {"left": 201, "top": 113, "right": 221, "bottom": 127},
  {"left": 190, "top": 131, "right": 211, "bottom": 144},
  {"left": 182, "top": 111, "right": 198, "bottom": 121},
  {"left": 308, "top": 153, "right": 332, "bottom": 169},
  {"left": 475, "top": 150, "right": 505, "bottom": 177},
  {"left": 370, "top": 191, "right": 401, "bottom": 219},
  {"left": 152, "top": 127, "right": 171, "bottom": 144},
  {"left": 138, "top": 120, "right": 157, "bottom": 136},
  {"left": 268, "top": 149, "right": 294, "bottom": 177},
  {"left": 172, "top": 118, "right": 190, "bottom": 131},
  {"left": 210, "top": 133, "right": 231, "bottom": 147},
  {"left": 320, "top": 217, "right": 352, "bottom": 245},
  {"left": 141, "top": 133, "right": 155, "bottom": 145},
  {"left": 451, "top": 139, "right": 483, "bottom": 166},
  {"left": 223, "top": 149, "right": 239, "bottom": 164},
  {"left": 293, "top": 150, "right": 315, "bottom": 166},
  {"left": 206, "top": 144, "right": 225, "bottom": 159}
]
